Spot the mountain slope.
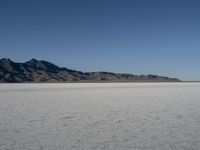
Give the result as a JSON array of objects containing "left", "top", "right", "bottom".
[{"left": 0, "top": 58, "right": 180, "bottom": 83}]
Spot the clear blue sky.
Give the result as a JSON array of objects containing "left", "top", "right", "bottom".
[{"left": 1, "top": 0, "right": 200, "bottom": 80}]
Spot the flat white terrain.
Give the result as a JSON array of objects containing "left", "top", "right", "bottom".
[{"left": 0, "top": 83, "right": 200, "bottom": 150}]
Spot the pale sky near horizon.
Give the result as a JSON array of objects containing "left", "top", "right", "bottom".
[{"left": 1, "top": 0, "right": 200, "bottom": 81}]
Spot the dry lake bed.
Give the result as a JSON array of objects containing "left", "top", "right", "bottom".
[{"left": 0, "top": 83, "right": 200, "bottom": 150}]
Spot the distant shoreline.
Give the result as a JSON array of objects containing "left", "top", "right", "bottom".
[
  {"left": 0, "top": 80, "right": 186, "bottom": 84},
  {"left": 2, "top": 81, "right": 200, "bottom": 84}
]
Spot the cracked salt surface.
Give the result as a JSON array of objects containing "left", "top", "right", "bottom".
[{"left": 0, "top": 83, "right": 200, "bottom": 150}]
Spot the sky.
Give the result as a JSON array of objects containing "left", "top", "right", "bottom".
[{"left": 0, "top": 0, "right": 200, "bottom": 81}]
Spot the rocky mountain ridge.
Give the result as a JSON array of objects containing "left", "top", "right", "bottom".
[{"left": 0, "top": 58, "right": 180, "bottom": 82}]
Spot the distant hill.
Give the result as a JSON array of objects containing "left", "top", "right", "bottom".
[{"left": 0, "top": 58, "right": 180, "bottom": 83}]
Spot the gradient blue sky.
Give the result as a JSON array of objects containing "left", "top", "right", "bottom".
[{"left": 1, "top": 0, "right": 200, "bottom": 80}]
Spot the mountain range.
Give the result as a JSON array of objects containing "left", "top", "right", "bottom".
[{"left": 0, "top": 58, "right": 180, "bottom": 83}]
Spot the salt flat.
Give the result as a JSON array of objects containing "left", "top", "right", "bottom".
[{"left": 0, "top": 83, "right": 200, "bottom": 150}]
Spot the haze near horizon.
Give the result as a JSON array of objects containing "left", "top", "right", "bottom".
[{"left": 1, "top": 0, "right": 200, "bottom": 81}]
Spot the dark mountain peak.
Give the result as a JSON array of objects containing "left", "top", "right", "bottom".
[
  {"left": 26, "top": 58, "right": 41, "bottom": 64},
  {"left": 30, "top": 58, "right": 39, "bottom": 62},
  {"left": 0, "top": 58, "right": 13, "bottom": 64},
  {"left": 25, "top": 59, "right": 61, "bottom": 73},
  {"left": 0, "top": 58, "right": 11, "bottom": 61},
  {"left": 25, "top": 58, "right": 45, "bottom": 69},
  {"left": 0, "top": 58, "right": 25, "bottom": 77},
  {"left": 0, "top": 58, "right": 15, "bottom": 70}
]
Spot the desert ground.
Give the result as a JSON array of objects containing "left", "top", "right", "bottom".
[{"left": 0, "top": 83, "right": 200, "bottom": 150}]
